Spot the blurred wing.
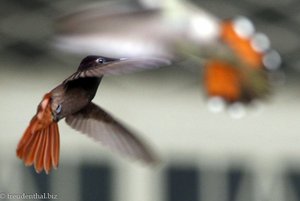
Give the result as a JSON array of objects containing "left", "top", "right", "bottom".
[
  {"left": 63, "top": 57, "right": 171, "bottom": 83},
  {"left": 65, "top": 102, "right": 158, "bottom": 164},
  {"left": 54, "top": 3, "right": 176, "bottom": 58},
  {"left": 54, "top": 1, "right": 220, "bottom": 59}
]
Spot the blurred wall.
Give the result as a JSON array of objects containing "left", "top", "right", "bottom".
[{"left": 1, "top": 62, "right": 300, "bottom": 201}]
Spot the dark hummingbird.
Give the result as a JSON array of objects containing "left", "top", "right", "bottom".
[{"left": 17, "top": 55, "right": 169, "bottom": 174}]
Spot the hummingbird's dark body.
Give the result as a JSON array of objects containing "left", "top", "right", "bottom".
[
  {"left": 51, "top": 76, "right": 101, "bottom": 121},
  {"left": 17, "top": 55, "right": 166, "bottom": 174},
  {"left": 50, "top": 56, "right": 104, "bottom": 121}
]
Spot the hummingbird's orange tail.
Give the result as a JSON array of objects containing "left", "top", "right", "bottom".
[
  {"left": 17, "top": 93, "right": 60, "bottom": 174},
  {"left": 204, "top": 60, "right": 241, "bottom": 102},
  {"left": 203, "top": 18, "right": 270, "bottom": 104}
]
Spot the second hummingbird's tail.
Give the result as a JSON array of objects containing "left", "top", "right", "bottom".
[
  {"left": 204, "top": 60, "right": 241, "bottom": 102},
  {"left": 204, "top": 60, "right": 269, "bottom": 103},
  {"left": 203, "top": 17, "right": 272, "bottom": 104}
]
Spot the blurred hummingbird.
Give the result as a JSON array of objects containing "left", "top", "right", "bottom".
[
  {"left": 54, "top": 1, "right": 281, "bottom": 106},
  {"left": 17, "top": 55, "right": 170, "bottom": 174}
]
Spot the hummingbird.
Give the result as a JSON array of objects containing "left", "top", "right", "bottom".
[
  {"left": 16, "top": 55, "right": 170, "bottom": 174},
  {"left": 54, "top": 1, "right": 281, "bottom": 106}
]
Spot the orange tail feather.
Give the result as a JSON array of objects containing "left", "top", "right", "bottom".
[
  {"left": 50, "top": 123, "right": 60, "bottom": 169},
  {"left": 17, "top": 121, "right": 60, "bottom": 174},
  {"left": 23, "top": 129, "right": 42, "bottom": 166},
  {"left": 221, "top": 20, "right": 264, "bottom": 68},
  {"left": 204, "top": 60, "right": 241, "bottom": 102},
  {"left": 17, "top": 93, "right": 60, "bottom": 174},
  {"left": 34, "top": 129, "right": 47, "bottom": 173}
]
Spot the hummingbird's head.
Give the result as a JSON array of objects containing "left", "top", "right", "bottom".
[{"left": 78, "top": 55, "right": 120, "bottom": 71}]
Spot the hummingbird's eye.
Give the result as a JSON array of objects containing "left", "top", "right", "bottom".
[
  {"left": 96, "top": 58, "right": 106, "bottom": 64},
  {"left": 56, "top": 104, "right": 62, "bottom": 114}
]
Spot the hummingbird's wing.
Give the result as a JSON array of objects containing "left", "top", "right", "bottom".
[
  {"left": 54, "top": 1, "right": 220, "bottom": 58},
  {"left": 65, "top": 102, "right": 158, "bottom": 164},
  {"left": 63, "top": 57, "right": 171, "bottom": 84},
  {"left": 54, "top": 4, "right": 176, "bottom": 58}
]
